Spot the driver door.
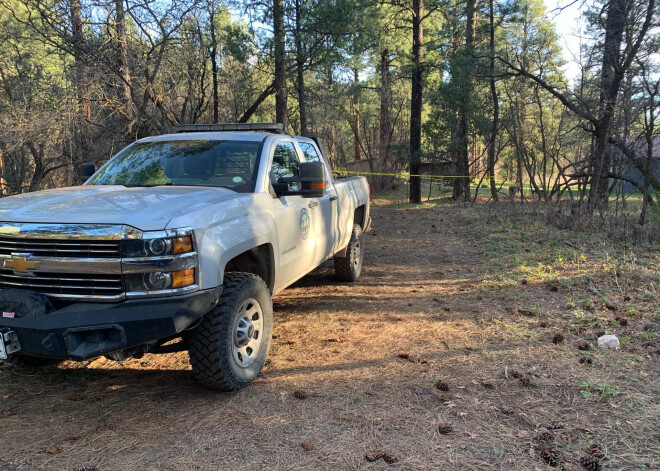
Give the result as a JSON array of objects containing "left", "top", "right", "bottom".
[{"left": 270, "top": 141, "right": 315, "bottom": 286}]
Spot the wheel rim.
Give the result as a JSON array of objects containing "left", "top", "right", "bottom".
[
  {"left": 353, "top": 236, "right": 361, "bottom": 268},
  {"left": 231, "top": 298, "right": 263, "bottom": 367}
]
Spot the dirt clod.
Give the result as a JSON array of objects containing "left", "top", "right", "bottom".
[{"left": 46, "top": 444, "right": 61, "bottom": 455}]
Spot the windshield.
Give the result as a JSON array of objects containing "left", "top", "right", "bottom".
[{"left": 88, "top": 140, "right": 262, "bottom": 192}]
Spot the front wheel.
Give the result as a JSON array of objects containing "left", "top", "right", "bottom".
[
  {"left": 334, "top": 224, "right": 364, "bottom": 281},
  {"left": 188, "top": 273, "right": 273, "bottom": 391}
]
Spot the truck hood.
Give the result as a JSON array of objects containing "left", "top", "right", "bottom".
[{"left": 0, "top": 185, "right": 248, "bottom": 231}]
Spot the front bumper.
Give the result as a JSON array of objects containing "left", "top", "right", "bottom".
[{"left": 0, "top": 287, "right": 221, "bottom": 360}]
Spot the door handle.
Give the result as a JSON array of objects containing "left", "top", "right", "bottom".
[
  {"left": 308, "top": 201, "right": 319, "bottom": 208},
  {"left": 329, "top": 195, "right": 338, "bottom": 201}
]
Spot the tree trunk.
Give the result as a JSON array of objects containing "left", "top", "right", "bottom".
[
  {"left": 409, "top": 0, "right": 423, "bottom": 204},
  {"left": 588, "top": 0, "right": 627, "bottom": 211},
  {"left": 487, "top": 0, "right": 498, "bottom": 202},
  {"left": 115, "top": 0, "right": 134, "bottom": 134},
  {"left": 273, "top": 0, "right": 287, "bottom": 127},
  {"left": 378, "top": 48, "right": 392, "bottom": 190},
  {"left": 353, "top": 67, "right": 361, "bottom": 161},
  {"left": 294, "top": 0, "right": 307, "bottom": 135},
  {"left": 453, "top": 0, "right": 476, "bottom": 201},
  {"left": 69, "top": 0, "right": 91, "bottom": 176},
  {"left": 209, "top": 7, "right": 219, "bottom": 123}
]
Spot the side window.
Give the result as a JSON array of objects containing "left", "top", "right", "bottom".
[
  {"left": 298, "top": 142, "right": 320, "bottom": 163},
  {"left": 271, "top": 142, "right": 301, "bottom": 191}
]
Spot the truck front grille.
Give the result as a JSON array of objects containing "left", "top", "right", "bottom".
[
  {"left": 0, "top": 270, "right": 123, "bottom": 297},
  {"left": 0, "top": 237, "right": 120, "bottom": 258}
]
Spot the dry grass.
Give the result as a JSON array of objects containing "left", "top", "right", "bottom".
[{"left": 1, "top": 192, "right": 659, "bottom": 470}]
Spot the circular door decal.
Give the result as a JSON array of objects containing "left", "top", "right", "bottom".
[{"left": 299, "top": 208, "right": 311, "bottom": 240}]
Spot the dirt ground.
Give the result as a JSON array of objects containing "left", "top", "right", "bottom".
[{"left": 1, "top": 193, "right": 659, "bottom": 471}]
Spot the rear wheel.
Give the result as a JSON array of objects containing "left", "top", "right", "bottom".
[
  {"left": 334, "top": 224, "right": 364, "bottom": 281},
  {"left": 188, "top": 273, "right": 273, "bottom": 391}
]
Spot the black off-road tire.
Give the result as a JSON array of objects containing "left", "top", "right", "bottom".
[
  {"left": 334, "top": 224, "right": 363, "bottom": 281},
  {"left": 188, "top": 273, "right": 273, "bottom": 391},
  {"left": 0, "top": 354, "right": 59, "bottom": 368}
]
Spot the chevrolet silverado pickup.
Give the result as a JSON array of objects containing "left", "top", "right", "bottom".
[{"left": 0, "top": 123, "right": 370, "bottom": 390}]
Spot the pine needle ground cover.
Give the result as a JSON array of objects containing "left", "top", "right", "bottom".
[{"left": 0, "top": 191, "right": 658, "bottom": 470}]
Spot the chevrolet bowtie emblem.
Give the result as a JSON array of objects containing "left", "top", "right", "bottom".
[{"left": 3, "top": 254, "right": 40, "bottom": 275}]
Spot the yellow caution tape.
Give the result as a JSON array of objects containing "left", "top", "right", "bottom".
[{"left": 334, "top": 169, "right": 558, "bottom": 189}]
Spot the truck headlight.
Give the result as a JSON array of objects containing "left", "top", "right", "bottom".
[
  {"left": 144, "top": 271, "right": 172, "bottom": 290},
  {"left": 122, "top": 231, "right": 195, "bottom": 257},
  {"left": 122, "top": 228, "right": 199, "bottom": 297}
]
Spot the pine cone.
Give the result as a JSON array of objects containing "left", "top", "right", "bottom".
[
  {"left": 382, "top": 452, "right": 400, "bottom": 464},
  {"left": 552, "top": 333, "right": 565, "bottom": 344},
  {"left": 435, "top": 380, "right": 450, "bottom": 391},
  {"left": 510, "top": 370, "right": 522, "bottom": 379},
  {"left": 579, "top": 455, "right": 602, "bottom": 471},
  {"left": 538, "top": 431, "right": 554, "bottom": 443},
  {"left": 540, "top": 447, "right": 561, "bottom": 467},
  {"left": 587, "top": 443, "right": 605, "bottom": 459},
  {"left": 292, "top": 390, "right": 307, "bottom": 400},
  {"left": 438, "top": 422, "right": 453, "bottom": 434},
  {"left": 364, "top": 450, "right": 384, "bottom": 462}
]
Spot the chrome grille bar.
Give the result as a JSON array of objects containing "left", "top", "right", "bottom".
[{"left": 0, "top": 237, "right": 119, "bottom": 258}]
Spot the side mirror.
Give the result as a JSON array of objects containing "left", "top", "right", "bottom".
[
  {"left": 80, "top": 162, "right": 96, "bottom": 181},
  {"left": 275, "top": 162, "right": 326, "bottom": 198},
  {"left": 299, "top": 162, "right": 326, "bottom": 198}
]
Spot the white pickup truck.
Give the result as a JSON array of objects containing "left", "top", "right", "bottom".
[{"left": 0, "top": 123, "right": 370, "bottom": 390}]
